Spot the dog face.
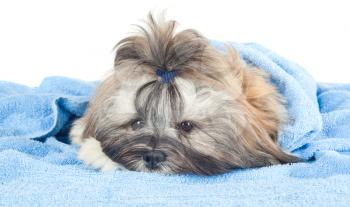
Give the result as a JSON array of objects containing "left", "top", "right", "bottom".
[{"left": 71, "top": 14, "right": 299, "bottom": 175}]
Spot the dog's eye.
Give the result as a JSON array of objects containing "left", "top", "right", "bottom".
[
  {"left": 179, "top": 121, "right": 193, "bottom": 132},
  {"left": 131, "top": 119, "right": 144, "bottom": 130}
]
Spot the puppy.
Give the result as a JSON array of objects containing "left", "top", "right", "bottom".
[{"left": 70, "top": 13, "right": 299, "bottom": 175}]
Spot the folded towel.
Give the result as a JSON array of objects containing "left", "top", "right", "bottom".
[{"left": 1, "top": 43, "right": 350, "bottom": 207}]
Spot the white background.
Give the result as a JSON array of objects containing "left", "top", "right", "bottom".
[{"left": 0, "top": 0, "right": 349, "bottom": 86}]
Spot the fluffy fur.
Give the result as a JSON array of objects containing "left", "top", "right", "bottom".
[{"left": 70, "top": 13, "right": 299, "bottom": 175}]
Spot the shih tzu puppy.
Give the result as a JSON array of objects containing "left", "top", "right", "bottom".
[{"left": 70, "top": 13, "right": 299, "bottom": 175}]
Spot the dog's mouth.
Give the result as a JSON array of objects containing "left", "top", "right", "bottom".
[
  {"left": 107, "top": 152, "right": 174, "bottom": 174},
  {"left": 113, "top": 155, "right": 172, "bottom": 174}
]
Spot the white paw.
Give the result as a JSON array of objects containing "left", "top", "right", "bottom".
[
  {"left": 78, "top": 137, "right": 126, "bottom": 172},
  {"left": 70, "top": 119, "right": 126, "bottom": 172}
]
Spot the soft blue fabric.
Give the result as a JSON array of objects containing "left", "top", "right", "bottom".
[{"left": 1, "top": 43, "right": 350, "bottom": 206}]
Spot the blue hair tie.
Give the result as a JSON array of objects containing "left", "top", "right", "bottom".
[{"left": 156, "top": 68, "right": 177, "bottom": 84}]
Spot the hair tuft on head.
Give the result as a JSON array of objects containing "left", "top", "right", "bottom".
[{"left": 114, "top": 12, "right": 216, "bottom": 75}]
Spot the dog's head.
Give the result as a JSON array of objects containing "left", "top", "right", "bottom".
[{"left": 80, "top": 14, "right": 298, "bottom": 175}]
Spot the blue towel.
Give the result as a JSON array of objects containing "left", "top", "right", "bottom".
[{"left": 1, "top": 43, "right": 350, "bottom": 206}]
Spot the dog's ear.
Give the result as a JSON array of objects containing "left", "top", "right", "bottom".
[
  {"left": 240, "top": 109, "right": 300, "bottom": 165},
  {"left": 225, "top": 47, "right": 286, "bottom": 142},
  {"left": 225, "top": 48, "right": 300, "bottom": 164},
  {"left": 242, "top": 69, "right": 286, "bottom": 142}
]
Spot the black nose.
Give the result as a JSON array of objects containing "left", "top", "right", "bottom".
[{"left": 143, "top": 151, "right": 166, "bottom": 169}]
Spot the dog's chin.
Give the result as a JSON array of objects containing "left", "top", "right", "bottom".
[
  {"left": 111, "top": 155, "right": 174, "bottom": 174},
  {"left": 132, "top": 163, "right": 174, "bottom": 174}
]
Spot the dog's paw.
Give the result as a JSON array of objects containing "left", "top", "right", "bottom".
[{"left": 78, "top": 137, "right": 126, "bottom": 172}]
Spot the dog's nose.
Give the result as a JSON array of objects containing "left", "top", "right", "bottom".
[{"left": 143, "top": 151, "right": 166, "bottom": 169}]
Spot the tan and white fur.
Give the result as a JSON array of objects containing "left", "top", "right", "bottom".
[{"left": 70, "top": 13, "right": 299, "bottom": 175}]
